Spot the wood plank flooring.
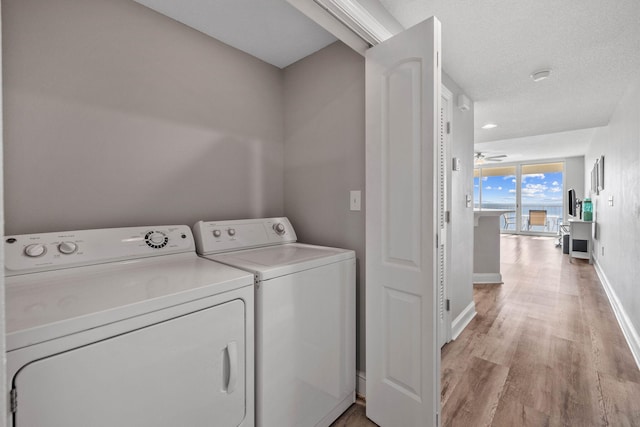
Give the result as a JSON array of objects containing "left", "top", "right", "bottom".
[{"left": 332, "top": 235, "right": 640, "bottom": 426}]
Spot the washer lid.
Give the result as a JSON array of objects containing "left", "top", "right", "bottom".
[
  {"left": 5, "top": 253, "right": 253, "bottom": 351},
  {"left": 204, "top": 243, "right": 355, "bottom": 280}
]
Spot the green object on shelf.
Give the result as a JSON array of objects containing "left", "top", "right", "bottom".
[{"left": 583, "top": 198, "right": 593, "bottom": 221}]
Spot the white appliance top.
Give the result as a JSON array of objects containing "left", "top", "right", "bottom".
[
  {"left": 193, "top": 217, "right": 354, "bottom": 280},
  {"left": 4, "top": 226, "right": 253, "bottom": 351},
  {"left": 203, "top": 243, "right": 355, "bottom": 281}
]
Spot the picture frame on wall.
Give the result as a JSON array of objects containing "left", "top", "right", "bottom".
[{"left": 598, "top": 155, "right": 605, "bottom": 191}]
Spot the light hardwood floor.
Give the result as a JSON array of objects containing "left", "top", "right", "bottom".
[{"left": 332, "top": 235, "right": 640, "bottom": 426}]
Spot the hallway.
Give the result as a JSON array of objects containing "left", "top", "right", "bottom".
[
  {"left": 441, "top": 235, "right": 640, "bottom": 426},
  {"left": 333, "top": 235, "right": 640, "bottom": 426}
]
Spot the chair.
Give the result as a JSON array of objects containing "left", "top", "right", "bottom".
[
  {"left": 527, "top": 210, "right": 547, "bottom": 231},
  {"left": 502, "top": 212, "right": 516, "bottom": 230}
]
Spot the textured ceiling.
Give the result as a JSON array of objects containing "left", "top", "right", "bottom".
[
  {"left": 379, "top": 0, "right": 640, "bottom": 143},
  {"left": 132, "top": 0, "right": 336, "bottom": 68},
  {"left": 475, "top": 127, "right": 600, "bottom": 165}
]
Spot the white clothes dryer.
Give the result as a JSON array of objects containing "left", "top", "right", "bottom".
[
  {"left": 4, "top": 225, "right": 254, "bottom": 427},
  {"left": 193, "top": 217, "right": 355, "bottom": 427}
]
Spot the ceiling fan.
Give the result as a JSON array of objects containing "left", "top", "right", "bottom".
[{"left": 474, "top": 152, "right": 507, "bottom": 163}]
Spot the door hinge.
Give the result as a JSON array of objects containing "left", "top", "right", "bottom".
[
  {"left": 446, "top": 122, "right": 451, "bottom": 134},
  {"left": 445, "top": 210, "right": 451, "bottom": 223},
  {"left": 446, "top": 299, "right": 451, "bottom": 311},
  {"left": 10, "top": 388, "right": 17, "bottom": 413}
]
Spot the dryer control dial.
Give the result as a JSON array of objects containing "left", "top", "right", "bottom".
[
  {"left": 24, "top": 244, "right": 46, "bottom": 258},
  {"left": 213, "top": 229, "right": 222, "bottom": 238},
  {"left": 273, "top": 223, "right": 286, "bottom": 235},
  {"left": 228, "top": 228, "right": 236, "bottom": 236},
  {"left": 58, "top": 241, "right": 78, "bottom": 255},
  {"left": 145, "top": 231, "right": 168, "bottom": 249}
]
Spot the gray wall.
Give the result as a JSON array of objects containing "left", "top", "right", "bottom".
[
  {"left": 443, "top": 72, "right": 475, "bottom": 323},
  {"left": 584, "top": 77, "right": 640, "bottom": 348},
  {"left": 3, "top": 0, "right": 284, "bottom": 235},
  {"left": 283, "top": 42, "right": 366, "bottom": 371}
]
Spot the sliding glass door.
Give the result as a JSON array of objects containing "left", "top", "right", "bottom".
[
  {"left": 475, "top": 161, "right": 564, "bottom": 235},
  {"left": 521, "top": 162, "right": 564, "bottom": 234}
]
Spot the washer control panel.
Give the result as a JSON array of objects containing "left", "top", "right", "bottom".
[
  {"left": 5, "top": 225, "right": 194, "bottom": 276},
  {"left": 193, "top": 217, "right": 297, "bottom": 255}
]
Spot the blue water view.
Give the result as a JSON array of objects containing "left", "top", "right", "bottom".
[{"left": 475, "top": 170, "right": 564, "bottom": 232}]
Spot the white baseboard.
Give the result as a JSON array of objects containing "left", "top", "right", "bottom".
[
  {"left": 473, "top": 273, "right": 503, "bottom": 284},
  {"left": 594, "top": 260, "right": 640, "bottom": 371},
  {"left": 356, "top": 370, "right": 366, "bottom": 397},
  {"left": 451, "top": 301, "right": 476, "bottom": 340}
]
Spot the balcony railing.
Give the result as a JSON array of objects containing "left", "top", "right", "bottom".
[{"left": 478, "top": 204, "right": 563, "bottom": 233}]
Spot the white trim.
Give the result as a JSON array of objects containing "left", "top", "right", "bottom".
[
  {"left": 442, "top": 83, "right": 454, "bottom": 344},
  {"left": 285, "top": 0, "right": 369, "bottom": 55},
  {"left": 451, "top": 301, "right": 476, "bottom": 340},
  {"left": 356, "top": 370, "right": 366, "bottom": 397},
  {"left": 313, "top": 0, "right": 393, "bottom": 45},
  {"left": 472, "top": 273, "right": 503, "bottom": 284},
  {"left": 594, "top": 260, "right": 640, "bottom": 371}
]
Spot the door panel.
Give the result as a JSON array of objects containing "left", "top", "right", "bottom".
[
  {"left": 14, "top": 300, "right": 246, "bottom": 427},
  {"left": 366, "top": 17, "right": 441, "bottom": 427},
  {"left": 384, "top": 60, "right": 423, "bottom": 267}
]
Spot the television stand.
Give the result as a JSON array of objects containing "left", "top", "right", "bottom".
[{"left": 568, "top": 219, "right": 594, "bottom": 263}]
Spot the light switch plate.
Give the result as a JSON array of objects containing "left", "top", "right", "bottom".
[{"left": 350, "top": 191, "right": 361, "bottom": 211}]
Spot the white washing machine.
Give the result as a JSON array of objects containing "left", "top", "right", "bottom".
[
  {"left": 193, "top": 217, "right": 356, "bottom": 427},
  {"left": 4, "top": 225, "right": 255, "bottom": 427}
]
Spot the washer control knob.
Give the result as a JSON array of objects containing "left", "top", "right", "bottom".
[
  {"left": 24, "top": 244, "right": 46, "bottom": 258},
  {"left": 213, "top": 229, "right": 222, "bottom": 238},
  {"left": 273, "top": 223, "right": 286, "bottom": 235},
  {"left": 228, "top": 228, "right": 236, "bottom": 236},
  {"left": 58, "top": 241, "right": 78, "bottom": 255}
]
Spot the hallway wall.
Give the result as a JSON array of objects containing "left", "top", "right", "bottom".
[{"left": 585, "top": 76, "right": 640, "bottom": 366}]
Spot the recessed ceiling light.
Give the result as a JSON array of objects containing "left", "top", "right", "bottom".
[
  {"left": 531, "top": 69, "right": 552, "bottom": 82},
  {"left": 481, "top": 123, "right": 497, "bottom": 129}
]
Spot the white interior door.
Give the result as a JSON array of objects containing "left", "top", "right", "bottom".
[
  {"left": 438, "top": 86, "right": 453, "bottom": 348},
  {"left": 365, "top": 17, "right": 442, "bottom": 427}
]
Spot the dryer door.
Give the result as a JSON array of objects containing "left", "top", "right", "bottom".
[{"left": 12, "top": 299, "right": 246, "bottom": 427}]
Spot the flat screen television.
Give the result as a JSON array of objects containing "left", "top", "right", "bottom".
[{"left": 568, "top": 188, "right": 576, "bottom": 218}]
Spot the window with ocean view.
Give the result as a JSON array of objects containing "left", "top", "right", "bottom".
[{"left": 474, "top": 162, "right": 564, "bottom": 234}]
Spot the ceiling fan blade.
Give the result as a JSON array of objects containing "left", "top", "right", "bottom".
[
  {"left": 486, "top": 154, "right": 507, "bottom": 159},
  {"left": 487, "top": 158, "right": 503, "bottom": 162}
]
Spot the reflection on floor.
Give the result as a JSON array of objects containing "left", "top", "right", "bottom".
[{"left": 333, "top": 235, "right": 640, "bottom": 426}]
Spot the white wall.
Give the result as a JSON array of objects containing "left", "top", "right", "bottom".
[
  {"left": 442, "top": 72, "right": 475, "bottom": 325},
  {"left": 584, "top": 77, "right": 640, "bottom": 361},
  {"left": 283, "top": 42, "right": 366, "bottom": 371},
  {"left": 3, "top": 0, "right": 284, "bottom": 235}
]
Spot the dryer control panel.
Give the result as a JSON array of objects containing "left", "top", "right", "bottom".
[
  {"left": 5, "top": 225, "right": 195, "bottom": 276},
  {"left": 193, "top": 217, "right": 297, "bottom": 255}
]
